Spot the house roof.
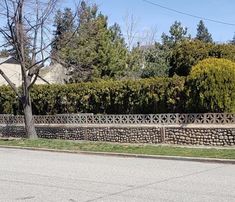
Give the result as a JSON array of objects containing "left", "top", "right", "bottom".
[{"left": 0, "top": 56, "right": 19, "bottom": 65}]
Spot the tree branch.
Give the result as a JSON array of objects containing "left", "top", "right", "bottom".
[{"left": 0, "top": 68, "right": 21, "bottom": 98}]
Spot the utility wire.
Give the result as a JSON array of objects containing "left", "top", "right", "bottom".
[{"left": 142, "top": 0, "right": 235, "bottom": 26}]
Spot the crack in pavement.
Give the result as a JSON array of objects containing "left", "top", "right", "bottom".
[
  {"left": 85, "top": 165, "right": 226, "bottom": 202},
  {"left": 0, "top": 169, "right": 134, "bottom": 188},
  {"left": 15, "top": 196, "right": 35, "bottom": 201},
  {"left": 0, "top": 178, "right": 105, "bottom": 195}
]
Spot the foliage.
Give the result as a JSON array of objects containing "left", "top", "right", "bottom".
[
  {"left": 51, "top": 8, "right": 75, "bottom": 61},
  {"left": 232, "top": 35, "right": 235, "bottom": 44},
  {"left": 141, "top": 43, "right": 170, "bottom": 78},
  {"left": 169, "top": 40, "right": 210, "bottom": 76},
  {"left": 58, "top": 2, "right": 128, "bottom": 82},
  {"left": 1, "top": 69, "right": 234, "bottom": 114},
  {"left": 0, "top": 86, "right": 19, "bottom": 114},
  {"left": 195, "top": 20, "right": 213, "bottom": 43},
  {"left": 209, "top": 43, "right": 235, "bottom": 62},
  {"left": 169, "top": 40, "right": 235, "bottom": 76},
  {"left": 28, "top": 77, "right": 186, "bottom": 115},
  {"left": 186, "top": 58, "right": 235, "bottom": 113},
  {"left": 230, "top": 32, "right": 235, "bottom": 45},
  {"left": 161, "top": 21, "right": 189, "bottom": 48},
  {"left": 126, "top": 44, "right": 143, "bottom": 79}
]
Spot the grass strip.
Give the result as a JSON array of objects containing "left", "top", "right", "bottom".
[{"left": 0, "top": 138, "right": 234, "bottom": 159}]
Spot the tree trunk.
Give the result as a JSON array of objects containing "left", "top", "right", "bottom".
[{"left": 23, "top": 96, "right": 37, "bottom": 139}]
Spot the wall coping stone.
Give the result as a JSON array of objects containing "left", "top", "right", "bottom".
[{"left": 0, "top": 123, "right": 234, "bottom": 128}]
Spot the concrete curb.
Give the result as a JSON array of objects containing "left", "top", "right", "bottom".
[{"left": 0, "top": 145, "right": 235, "bottom": 165}]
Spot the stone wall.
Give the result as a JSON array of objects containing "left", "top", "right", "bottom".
[
  {"left": 165, "top": 127, "right": 235, "bottom": 146},
  {"left": 0, "top": 124, "right": 234, "bottom": 146}
]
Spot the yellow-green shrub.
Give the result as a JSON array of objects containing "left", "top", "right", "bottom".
[{"left": 186, "top": 58, "right": 235, "bottom": 112}]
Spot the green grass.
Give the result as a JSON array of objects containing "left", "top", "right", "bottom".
[{"left": 0, "top": 138, "right": 234, "bottom": 159}]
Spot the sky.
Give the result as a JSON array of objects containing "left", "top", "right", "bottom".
[
  {"left": 0, "top": 0, "right": 234, "bottom": 49},
  {"left": 62, "top": 0, "right": 235, "bottom": 44}
]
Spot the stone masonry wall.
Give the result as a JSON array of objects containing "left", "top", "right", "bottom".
[
  {"left": 0, "top": 125, "right": 162, "bottom": 144},
  {"left": 0, "top": 124, "right": 234, "bottom": 146},
  {"left": 165, "top": 128, "right": 235, "bottom": 146}
]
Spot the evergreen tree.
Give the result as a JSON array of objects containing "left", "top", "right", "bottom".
[
  {"left": 196, "top": 20, "right": 213, "bottom": 43},
  {"left": 161, "top": 21, "right": 189, "bottom": 48},
  {"left": 126, "top": 43, "right": 143, "bottom": 79},
  {"left": 59, "top": 1, "right": 128, "bottom": 82},
  {"left": 230, "top": 33, "right": 235, "bottom": 45},
  {"left": 141, "top": 43, "right": 170, "bottom": 78},
  {"left": 51, "top": 8, "right": 75, "bottom": 62}
]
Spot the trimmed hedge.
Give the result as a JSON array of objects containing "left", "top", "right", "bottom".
[
  {"left": 0, "top": 69, "right": 234, "bottom": 115},
  {"left": 0, "top": 77, "right": 186, "bottom": 115},
  {"left": 30, "top": 76, "right": 185, "bottom": 114},
  {"left": 0, "top": 85, "right": 20, "bottom": 114}
]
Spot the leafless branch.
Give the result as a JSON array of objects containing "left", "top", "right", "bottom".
[
  {"left": 124, "top": 13, "right": 139, "bottom": 49},
  {"left": 0, "top": 68, "right": 20, "bottom": 98}
]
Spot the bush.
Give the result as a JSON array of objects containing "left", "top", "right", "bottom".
[
  {"left": 209, "top": 44, "right": 235, "bottom": 62},
  {"left": 169, "top": 40, "right": 210, "bottom": 76},
  {"left": 0, "top": 85, "right": 19, "bottom": 114},
  {"left": 1, "top": 68, "right": 233, "bottom": 115},
  {"left": 29, "top": 77, "right": 186, "bottom": 115},
  {"left": 186, "top": 58, "right": 235, "bottom": 113},
  {"left": 169, "top": 40, "right": 235, "bottom": 76}
]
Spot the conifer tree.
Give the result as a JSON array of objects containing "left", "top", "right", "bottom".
[
  {"left": 51, "top": 8, "right": 75, "bottom": 62},
  {"left": 59, "top": 1, "right": 128, "bottom": 82},
  {"left": 161, "top": 21, "right": 189, "bottom": 48},
  {"left": 230, "top": 33, "right": 235, "bottom": 45},
  {"left": 196, "top": 20, "right": 213, "bottom": 43}
]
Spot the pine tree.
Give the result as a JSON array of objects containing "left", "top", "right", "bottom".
[
  {"left": 196, "top": 20, "right": 213, "bottom": 43},
  {"left": 230, "top": 33, "right": 235, "bottom": 45},
  {"left": 161, "top": 21, "right": 189, "bottom": 48},
  {"left": 59, "top": 1, "right": 128, "bottom": 82}
]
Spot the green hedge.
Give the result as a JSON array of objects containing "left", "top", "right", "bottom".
[
  {"left": 0, "top": 86, "right": 20, "bottom": 114},
  {"left": 0, "top": 71, "right": 234, "bottom": 115},
  {"left": 30, "top": 76, "right": 185, "bottom": 114},
  {"left": 0, "top": 77, "right": 186, "bottom": 115}
]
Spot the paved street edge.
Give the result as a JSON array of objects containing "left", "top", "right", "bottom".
[{"left": 0, "top": 145, "right": 234, "bottom": 164}]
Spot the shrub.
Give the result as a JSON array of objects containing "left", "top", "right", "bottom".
[
  {"left": 186, "top": 58, "right": 235, "bottom": 113},
  {"left": 30, "top": 77, "right": 186, "bottom": 115},
  {"left": 169, "top": 40, "right": 210, "bottom": 76},
  {"left": 169, "top": 40, "right": 235, "bottom": 76},
  {"left": 0, "top": 85, "right": 19, "bottom": 114}
]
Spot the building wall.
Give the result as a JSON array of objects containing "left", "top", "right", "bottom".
[
  {"left": 0, "top": 62, "right": 66, "bottom": 86},
  {"left": 0, "top": 63, "right": 21, "bottom": 86}
]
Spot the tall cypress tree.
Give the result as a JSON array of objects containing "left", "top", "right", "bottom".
[{"left": 196, "top": 20, "right": 213, "bottom": 43}]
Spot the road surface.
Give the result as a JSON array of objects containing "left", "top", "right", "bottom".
[{"left": 0, "top": 148, "right": 234, "bottom": 202}]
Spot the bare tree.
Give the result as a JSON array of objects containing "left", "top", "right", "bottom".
[
  {"left": 123, "top": 13, "right": 139, "bottom": 50},
  {"left": 0, "top": 0, "right": 77, "bottom": 138},
  {"left": 140, "top": 26, "right": 158, "bottom": 47}
]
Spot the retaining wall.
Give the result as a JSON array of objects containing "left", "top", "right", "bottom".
[{"left": 0, "top": 124, "right": 234, "bottom": 146}]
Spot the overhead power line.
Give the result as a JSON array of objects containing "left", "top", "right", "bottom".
[{"left": 142, "top": 0, "right": 235, "bottom": 26}]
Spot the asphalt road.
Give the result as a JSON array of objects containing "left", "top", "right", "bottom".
[{"left": 0, "top": 148, "right": 234, "bottom": 202}]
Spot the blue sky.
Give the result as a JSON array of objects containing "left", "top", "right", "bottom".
[{"left": 63, "top": 0, "right": 235, "bottom": 44}]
